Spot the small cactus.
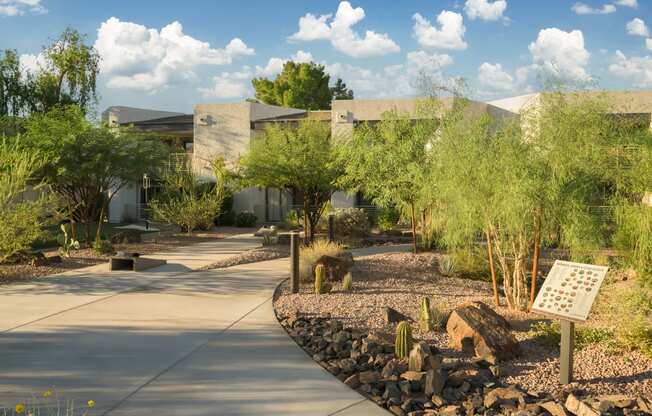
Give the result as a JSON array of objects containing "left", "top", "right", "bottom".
[
  {"left": 342, "top": 272, "right": 353, "bottom": 291},
  {"left": 314, "top": 264, "right": 330, "bottom": 294},
  {"left": 419, "top": 297, "right": 434, "bottom": 332},
  {"left": 395, "top": 321, "right": 413, "bottom": 359}
]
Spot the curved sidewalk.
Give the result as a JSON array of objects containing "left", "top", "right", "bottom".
[{"left": 0, "top": 237, "right": 390, "bottom": 415}]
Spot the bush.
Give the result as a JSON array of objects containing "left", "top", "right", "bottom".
[
  {"left": 529, "top": 321, "right": 615, "bottom": 351},
  {"left": 235, "top": 211, "right": 257, "bottom": 227},
  {"left": 282, "top": 209, "right": 302, "bottom": 229},
  {"left": 92, "top": 239, "right": 114, "bottom": 255},
  {"left": 299, "top": 239, "right": 345, "bottom": 282},
  {"left": 318, "top": 208, "right": 369, "bottom": 238},
  {"left": 215, "top": 195, "right": 235, "bottom": 226},
  {"left": 438, "top": 255, "right": 456, "bottom": 276},
  {"left": 377, "top": 207, "right": 400, "bottom": 232},
  {"left": 449, "top": 246, "right": 492, "bottom": 280}
]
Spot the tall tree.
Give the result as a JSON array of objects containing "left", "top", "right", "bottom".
[
  {"left": 252, "top": 61, "right": 333, "bottom": 110},
  {"left": 330, "top": 78, "right": 354, "bottom": 100},
  {"left": 240, "top": 119, "right": 341, "bottom": 241},
  {"left": 23, "top": 106, "right": 167, "bottom": 243}
]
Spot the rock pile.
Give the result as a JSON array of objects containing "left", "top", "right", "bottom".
[{"left": 279, "top": 314, "right": 652, "bottom": 416}]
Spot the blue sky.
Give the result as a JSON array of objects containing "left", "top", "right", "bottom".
[{"left": 1, "top": 0, "right": 651, "bottom": 114}]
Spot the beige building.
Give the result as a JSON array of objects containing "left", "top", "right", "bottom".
[{"left": 104, "top": 90, "right": 652, "bottom": 224}]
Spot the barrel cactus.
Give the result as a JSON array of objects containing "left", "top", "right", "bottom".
[
  {"left": 314, "top": 264, "right": 331, "bottom": 294},
  {"left": 342, "top": 272, "right": 353, "bottom": 291},
  {"left": 395, "top": 321, "right": 413, "bottom": 359},
  {"left": 420, "top": 297, "right": 434, "bottom": 332}
]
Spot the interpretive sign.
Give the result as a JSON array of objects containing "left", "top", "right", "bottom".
[
  {"left": 532, "top": 260, "right": 608, "bottom": 384},
  {"left": 532, "top": 260, "right": 608, "bottom": 323}
]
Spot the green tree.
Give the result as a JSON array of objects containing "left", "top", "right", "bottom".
[
  {"left": 337, "top": 108, "right": 435, "bottom": 253},
  {"left": 330, "top": 78, "right": 354, "bottom": 100},
  {"left": 23, "top": 106, "right": 167, "bottom": 244},
  {"left": 0, "top": 139, "right": 53, "bottom": 262},
  {"left": 252, "top": 61, "right": 333, "bottom": 110},
  {"left": 240, "top": 120, "right": 341, "bottom": 241},
  {"left": 150, "top": 158, "right": 229, "bottom": 236}
]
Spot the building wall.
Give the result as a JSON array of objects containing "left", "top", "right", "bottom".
[{"left": 108, "top": 184, "right": 139, "bottom": 223}]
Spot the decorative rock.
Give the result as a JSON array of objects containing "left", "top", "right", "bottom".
[
  {"left": 382, "top": 359, "right": 399, "bottom": 379},
  {"left": 389, "top": 405, "right": 406, "bottom": 416},
  {"left": 401, "top": 371, "right": 426, "bottom": 383},
  {"left": 597, "top": 394, "right": 636, "bottom": 409},
  {"left": 384, "top": 306, "right": 411, "bottom": 324},
  {"left": 438, "top": 404, "right": 462, "bottom": 416},
  {"left": 110, "top": 230, "right": 142, "bottom": 244},
  {"left": 399, "top": 380, "right": 412, "bottom": 395},
  {"left": 409, "top": 341, "right": 431, "bottom": 372},
  {"left": 565, "top": 394, "right": 600, "bottom": 416},
  {"left": 446, "top": 301, "right": 520, "bottom": 363},
  {"left": 383, "top": 381, "right": 402, "bottom": 401},
  {"left": 358, "top": 370, "right": 380, "bottom": 384},
  {"left": 484, "top": 386, "right": 526, "bottom": 409},
  {"left": 637, "top": 397, "right": 652, "bottom": 413},
  {"left": 343, "top": 374, "right": 360, "bottom": 389},
  {"left": 314, "top": 255, "right": 351, "bottom": 281},
  {"left": 431, "top": 395, "right": 446, "bottom": 407},
  {"left": 446, "top": 369, "right": 479, "bottom": 387},
  {"left": 540, "top": 401, "right": 568, "bottom": 416},
  {"left": 424, "top": 369, "right": 446, "bottom": 396}
]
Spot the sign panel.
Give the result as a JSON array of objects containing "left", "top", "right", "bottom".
[{"left": 532, "top": 260, "right": 608, "bottom": 323}]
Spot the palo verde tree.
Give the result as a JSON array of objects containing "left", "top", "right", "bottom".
[
  {"left": 337, "top": 107, "right": 435, "bottom": 253},
  {"left": 23, "top": 105, "right": 167, "bottom": 244},
  {"left": 252, "top": 61, "right": 352, "bottom": 110},
  {"left": 239, "top": 119, "right": 341, "bottom": 242}
]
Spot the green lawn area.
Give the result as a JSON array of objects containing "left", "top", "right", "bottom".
[{"left": 31, "top": 222, "right": 158, "bottom": 251}]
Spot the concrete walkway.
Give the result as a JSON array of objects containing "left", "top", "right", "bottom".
[{"left": 0, "top": 236, "right": 390, "bottom": 415}]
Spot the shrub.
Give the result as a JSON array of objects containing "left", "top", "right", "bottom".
[
  {"left": 299, "top": 239, "right": 344, "bottom": 282},
  {"left": 282, "top": 209, "right": 302, "bottom": 229},
  {"left": 2, "top": 388, "right": 95, "bottom": 415},
  {"left": 58, "top": 223, "right": 80, "bottom": 257},
  {"left": 377, "top": 207, "right": 400, "bottom": 232},
  {"left": 92, "top": 239, "right": 114, "bottom": 255},
  {"left": 318, "top": 208, "right": 369, "bottom": 238},
  {"left": 342, "top": 272, "right": 353, "bottom": 291},
  {"left": 215, "top": 195, "right": 235, "bottom": 226},
  {"left": 529, "top": 321, "right": 615, "bottom": 350},
  {"left": 235, "top": 211, "right": 257, "bottom": 227},
  {"left": 450, "top": 247, "right": 492, "bottom": 281},
  {"left": 438, "top": 255, "right": 456, "bottom": 276}
]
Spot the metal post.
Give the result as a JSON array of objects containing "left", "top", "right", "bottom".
[
  {"left": 328, "top": 214, "right": 335, "bottom": 243},
  {"left": 290, "top": 232, "right": 300, "bottom": 294},
  {"left": 560, "top": 320, "right": 575, "bottom": 384}
]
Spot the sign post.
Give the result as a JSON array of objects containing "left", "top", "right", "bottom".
[{"left": 532, "top": 260, "right": 608, "bottom": 385}]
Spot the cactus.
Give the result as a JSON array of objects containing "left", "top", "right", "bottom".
[
  {"left": 438, "top": 255, "right": 456, "bottom": 276},
  {"left": 315, "top": 264, "right": 331, "bottom": 294},
  {"left": 419, "top": 297, "right": 434, "bottom": 332},
  {"left": 342, "top": 272, "right": 353, "bottom": 291},
  {"left": 394, "top": 321, "right": 413, "bottom": 359}
]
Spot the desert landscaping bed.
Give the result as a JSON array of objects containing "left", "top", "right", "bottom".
[
  {"left": 198, "top": 244, "right": 289, "bottom": 270},
  {"left": 274, "top": 251, "right": 652, "bottom": 414},
  {"left": 0, "top": 227, "right": 256, "bottom": 284}
]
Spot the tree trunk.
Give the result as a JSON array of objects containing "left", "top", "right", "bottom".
[
  {"left": 95, "top": 203, "right": 105, "bottom": 245},
  {"left": 410, "top": 201, "right": 418, "bottom": 254},
  {"left": 303, "top": 199, "right": 310, "bottom": 244},
  {"left": 529, "top": 209, "right": 542, "bottom": 311},
  {"left": 485, "top": 229, "right": 500, "bottom": 307}
]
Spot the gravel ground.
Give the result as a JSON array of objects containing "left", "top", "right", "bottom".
[
  {"left": 274, "top": 251, "right": 652, "bottom": 397},
  {"left": 198, "top": 245, "right": 289, "bottom": 270},
  {"left": 0, "top": 227, "right": 257, "bottom": 285}
]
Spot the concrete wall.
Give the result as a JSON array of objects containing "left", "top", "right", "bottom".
[
  {"left": 102, "top": 106, "right": 183, "bottom": 126},
  {"left": 108, "top": 184, "right": 139, "bottom": 223}
]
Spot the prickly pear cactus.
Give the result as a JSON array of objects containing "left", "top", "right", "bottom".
[
  {"left": 395, "top": 321, "right": 413, "bottom": 359},
  {"left": 315, "top": 264, "right": 326, "bottom": 294},
  {"left": 420, "top": 297, "right": 434, "bottom": 331},
  {"left": 342, "top": 272, "right": 353, "bottom": 291}
]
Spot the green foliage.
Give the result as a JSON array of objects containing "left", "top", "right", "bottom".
[
  {"left": 299, "top": 239, "right": 344, "bottom": 282},
  {"left": 57, "top": 223, "right": 80, "bottom": 257},
  {"left": 618, "top": 318, "right": 652, "bottom": 357},
  {"left": 342, "top": 272, "right": 353, "bottom": 291},
  {"left": 377, "top": 206, "right": 400, "bottom": 232},
  {"left": 330, "top": 78, "right": 354, "bottom": 101},
  {"left": 318, "top": 208, "right": 369, "bottom": 238},
  {"left": 252, "top": 61, "right": 333, "bottom": 110},
  {"left": 394, "top": 321, "right": 413, "bottom": 359},
  {"left": 235, "top": 211, "right": 257, "bottom": 227},
  {"left": 2, "top": 388, "right": 96, "bottom": 416},
  {"left": 0, "top": 140, "right": 53, "bottom": 263},
  {"left": 282, "top": 209, "right": 302, "bottom": 229},
  {"left": 240, "top": 119, "right": 341, "bottom": 241},
  {"left": 91, "top": 239, "right": 113, "bottom": 255},
  {"left": 314, "top": 264, "right": 331, "bottom": 294},
  {"left": 614, "top": 204, "right": 652, "bottom": 286},
  {"left": 449, "top": 247, "right": 492, "bottom": 280},
  {"left": 438, "top": 255, "right": 456, "bottom": 276},
  {"left": 529, "top": 321, "right": 615, "bottom": 351},
  {"left": 150, "top": 158, "right": 228, "bottom": 236}
]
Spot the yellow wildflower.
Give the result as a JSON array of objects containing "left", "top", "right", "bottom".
[
  {"left": 43, "top": 389, "right": 53, "bottom": 398},
  {"left": 87, "top": 400, "right": 95, "bottom": 408},
  {"left": 15, "top": 403, "right": 25, "bottom": 414}
]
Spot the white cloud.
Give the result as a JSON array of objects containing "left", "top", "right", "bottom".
[
  {"left": 614, "top": 0, "right": 637, "bottom": 8},
  {"left": 464, "top": 0, "right": 507, "bottom": 21},
  {"left": 94, "top": 17, "right": 255, "bottom": 92},
  {"left": 528, "top": 28, "right": 591, "bottom": 82},
  {"left": 288, "top": 1, "right": 400, "bottom": 58},
  {"left": 646, "top": 38, "right": 652, "bottom": 51},
  {"left": 200, "top": 70, "right": 253, "bottom": 99},
  {"left": 571, "top": 3, "right": 616, "bottom": 15},
  {"left": 0, "top": 0, "right": 46, "bottom": 16},
  {"left": 609, "top": 50, "right": 652, "bottom": 87},
  {"left": 626, "top": 18, "right": 649, "bottom": 37},
  {"left": 18, "top": 52, "right": 46, "bottom": 73},
  {"left": 254, "top": 50, "right": 314, "bottom": 78},
  {"left": 477, "top": 62, "right": 514, "bottom": 92},
  {"left": 412, "top": 10, "right": 467, "bottom": 50}
]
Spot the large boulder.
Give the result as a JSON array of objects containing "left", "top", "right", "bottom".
[
  {"left": 313, "top": 254, "right": 351, "bottom": 281},
  {"left": 445, "top": 301, "right": 520, "bottom": 363}
]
